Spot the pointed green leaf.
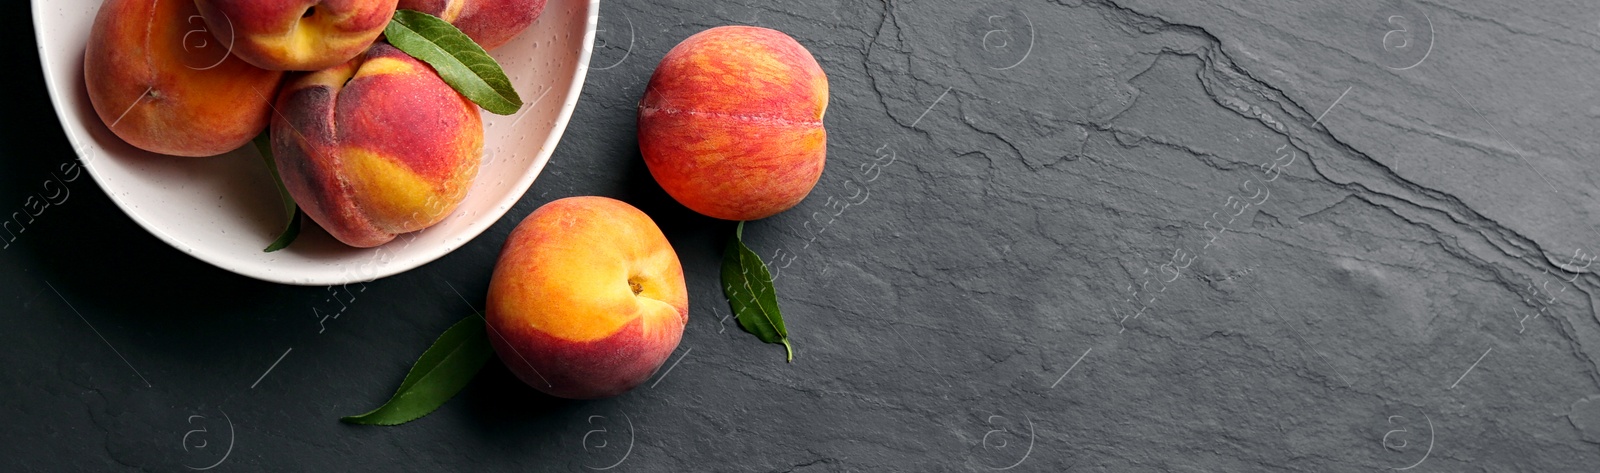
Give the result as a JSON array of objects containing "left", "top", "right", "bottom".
[
  {"left": 721, "top": 221, "right": 794, "bottom": 362},
  {"left": 263, "top": 208, "right": 303, "bottom": 253},
  {"left": 341, "top": 314, "right": 493, "bottom": 425},
  {"left": 254, "top": 132, "right": 301, "bottom": 252},
  {"left": 385, "top": 10, "right": 523, "bottom": 115}
]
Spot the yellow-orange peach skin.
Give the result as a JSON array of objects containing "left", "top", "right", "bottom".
[
  {"left": 195, "top": 0, "right": 398, "bottom": 71},
  {"left": 84, "top": 0, "right": 284, "bottom": 157},
  {"left": 396, "top": 0, "right": 547, "bottom": 51},
  {"left": 637, "top": 26, "right": 829, "bottom": 221},
  {"left": 486, "top": 197, "right": 688, "bottom": 399},
  {"left": 270, "top": 43, "right": 483, "bottom": 248}
]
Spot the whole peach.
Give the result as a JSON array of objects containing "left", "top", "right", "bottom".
[
  {"left": 83, "top": 0, "right": 284, "bottom": 157},
  {"left": 637, "top": 26, "right": 828, "bottom": 221},
  {"left": 396, "top": 0, "right": 547, "bottom": 51},
  {"left": 194, "top": 0, "right": 398, "bottom": 71},
  {"left": 486, "top": 197, "right": 688, "bottom": 399},
  {"left": 271, "top": 43, "right": 483, "bottom": 248}
]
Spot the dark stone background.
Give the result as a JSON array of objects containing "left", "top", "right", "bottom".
[{"left": 6, "top": 0, "right": 1600, "bottom": 471}]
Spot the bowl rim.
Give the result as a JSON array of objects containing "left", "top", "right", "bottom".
[{"left": 32, "top": 0, "right": 599, "bottom": 286}]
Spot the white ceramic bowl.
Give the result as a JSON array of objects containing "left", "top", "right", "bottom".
[{"left": 33, "top": 0, "right": 596, "bottom": 286}]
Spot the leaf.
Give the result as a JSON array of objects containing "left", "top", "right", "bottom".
[
  {"left": 263, "top": 208, "right": 303, "bottom": 253},
  {"left": 254, "top": 132, "right": 301, "bottom": 252},
  {"left": 721, "top": 221, "right": 794, "bottom": 362},
  {"left": 341, "top": 314, "right": 493, "bottom": 425},
  {"left": 385, "top": 10, "right": 523, "bottom": 115}
]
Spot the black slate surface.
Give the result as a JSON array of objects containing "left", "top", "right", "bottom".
[{"left": 6, "top": 0, "right": 1600, "bottom": 471}]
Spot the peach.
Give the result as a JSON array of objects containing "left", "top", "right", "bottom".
[
  {"left": 637, "top": 26, "right": 828, "bottom": 221},
  {"left": 486, "top": 197, "right": 688, "bottom": 399},
  {"left": 83, "top": 0, "right": 284, "bottom": 157},
  {"left": 270, "top": 42, "right": 483, "bottom": 248},
  {"left": 396, "top": 0, "right": 547, "bottom": 51},
  {"left": 194, "top": 0, "right": 398, "bottom": 71}
]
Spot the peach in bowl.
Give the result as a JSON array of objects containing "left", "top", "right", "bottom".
[{"left": 33, "top": 0, "right": 598, "bottom": 285}]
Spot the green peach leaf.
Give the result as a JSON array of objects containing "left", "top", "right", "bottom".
[
  {"left": 385, "top": 10, "right": 523, "bottom": 115},
  {"left": 263, "top": 208, "right": 303, "bottom": 253},
  {"left": 721, "top": 221, "right": 794, "bottom": 362},
  {"left": 254, "top": 131, "right": 301, "bottom": 253},
  {"left": 341, "top": 314, "right": 493, "bottom": 425}
]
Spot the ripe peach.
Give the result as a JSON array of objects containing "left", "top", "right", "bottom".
[
  {"left": 194, "top": 0, "right": 398, "bottom": 71},
  {"left": 637, "top": 26, "right": 828, "bottom": 221},
  {"left": 396, "top": 0, "right": 547, "bottom": 51},
  {"left": 83, "top": 0, "right": 284, "bottom": 157},
  {"left": 270, "top": 43, "right": 483, "bottom": 248},
  {"left": 486, "top": 197, "right": 688, "bottom": 399}
]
